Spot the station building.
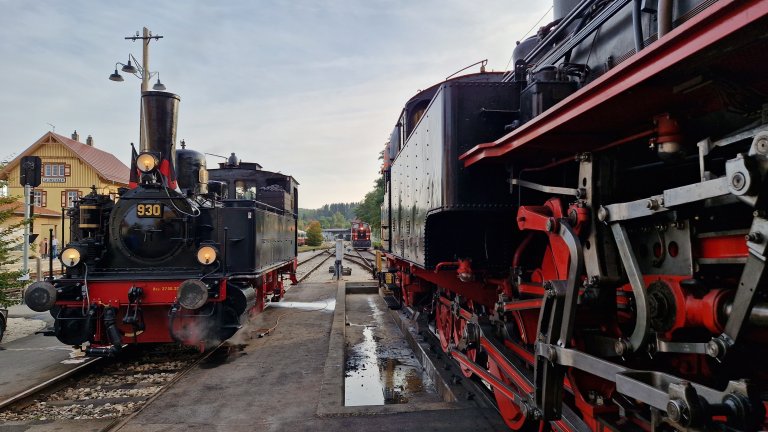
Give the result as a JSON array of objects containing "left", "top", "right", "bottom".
[{"left": 0, "top": 131, "right": 129, "bottom": 253}]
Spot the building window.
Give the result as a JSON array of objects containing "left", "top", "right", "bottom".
[
  {"left": 32, "top": 190, "right": 47, "bottom": 207},
  {"left": 66, "top": 191, "right": 79, "bottom": 208},
  {"left": 61, "top": 190, "right": 81, "bottom": 208},
  {"left": 44, "top": 163, "right": 68, "bottom": 177}
]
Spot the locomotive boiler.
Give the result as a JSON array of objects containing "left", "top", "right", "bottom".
[
  {"left": 24, "top": 91, "right": 298, "bottom": 356},
  {"left": 380, "top": 1, "right": 768, "bottom": 430}
]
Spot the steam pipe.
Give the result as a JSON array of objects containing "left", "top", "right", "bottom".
[
  {"left": 434, "top": 261, "right": 460, "bottom": 273},
  {"left": 658, "top": 0, "right": 673, "bottom": 38},
  {"left": 632, "top": 0, "right": 644, "bottom": 53}
]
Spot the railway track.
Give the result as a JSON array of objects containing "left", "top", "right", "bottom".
[
  {"left": 0, "top": 343, "right": 224, "bottom": 424},
  {"left": 344, "top": 248, "right": 376, "bottom": 275},
  {"left": 0, "top": 248, "right": 336, "bottom": 424},
  {"left": 295, "top": 248, "right": 334, "bottom": 283}
]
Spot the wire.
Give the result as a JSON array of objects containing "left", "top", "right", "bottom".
[
  {"left": 254, "top": 311, "right": 291, "bottom": 337},
  {"left": 199, "top": 261, "right": 221, "bottom": 281},
  {"left": 504, "top": 5, "right": 554, "bottom": 71},
  {"left": 162, "top": 186, "right": 201, "bottom": 218},
  {"left": 252, "top": 300, "right": 331, "bottom": 337},
  {"left": 81, "top": 262, "right": 90, "bottom": 315}
]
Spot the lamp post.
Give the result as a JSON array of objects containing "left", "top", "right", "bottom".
[{"left": 109, "top": 27, "right": 165, "bottom": 152}]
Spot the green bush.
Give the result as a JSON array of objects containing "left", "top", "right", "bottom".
[{"left": 306, "top": 220, "right": 323, "bottom": 246}]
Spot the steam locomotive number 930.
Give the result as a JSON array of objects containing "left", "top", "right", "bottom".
[{"left": 136, "top": 203, "right": 164, "bottom": 218}]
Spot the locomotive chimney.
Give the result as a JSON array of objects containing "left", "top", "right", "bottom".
[{"left": 142, "top": 91, "right": 181, "bottom": 188}]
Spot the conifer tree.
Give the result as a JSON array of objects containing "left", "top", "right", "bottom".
[{"left": 0, "top": 196, "right": 26, "bottom": 307}]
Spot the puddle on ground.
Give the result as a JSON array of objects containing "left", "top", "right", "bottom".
[{"left": 344, "top": 297, "right": 435, "bottom": 406}]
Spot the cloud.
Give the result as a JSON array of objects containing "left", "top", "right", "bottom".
[{"left": 0, "top": 0, "right": 551, "bottom": 208}]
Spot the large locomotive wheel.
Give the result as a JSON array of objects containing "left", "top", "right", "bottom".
[
  {"left": 436, "top": 301, "right": 453, "bottom": 352},
  {"left": 487, "top": 357, "right": 533, "bottom": 430}
]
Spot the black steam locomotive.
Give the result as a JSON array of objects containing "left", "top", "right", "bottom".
[
  {"left": 25, "top": 91, "right": 298, "bottom": 356},
  {"left": 381, "top": 0, "right": 768, "bottom": 430}
]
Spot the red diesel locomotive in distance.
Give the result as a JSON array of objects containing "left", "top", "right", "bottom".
[
  {"left": 351, "top": 220, "right": 372, "bottom": 250},
  {"left": 24, "top": 91, "right": 299, "bottom": 356},
  {"left": 380, "top": 0, "right": 768, "bottom": 430}
]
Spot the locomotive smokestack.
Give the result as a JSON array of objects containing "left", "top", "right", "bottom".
[{"left": 142, "top": 91, "right": 181, "bottom": 188}]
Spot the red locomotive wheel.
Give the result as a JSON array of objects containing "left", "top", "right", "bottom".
[
  {"left": 487, "top": 357, "right": 530, "bottom": 430},
  {"left": 436, "top": 302, "right": 452, "bottom": 353}
]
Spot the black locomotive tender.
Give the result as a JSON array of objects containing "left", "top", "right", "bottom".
[{"left": 25, "top": 91, "right": 298, "bottom": 355}]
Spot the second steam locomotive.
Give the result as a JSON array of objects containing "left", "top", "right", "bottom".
[
  {"left": 25, "top": 91, "right": 298, "bottom": 356},
  {"left": 380, "top": 1, "right": 768, "bottom": 431}
]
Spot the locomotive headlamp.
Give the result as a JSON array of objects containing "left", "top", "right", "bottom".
[
  {"left": 136, "top": 153, "right": 159, "bottom": 173},
  {"left": 60, "top": 247, "right": 82, "bottom": 268},
  {"left": 196, "top": 245, "right": 218, "bottom": 265}
]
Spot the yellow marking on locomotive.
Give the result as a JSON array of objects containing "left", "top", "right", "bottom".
[
  {"left": 151, "top": 286, "right": 178, "bottom": 292},
  {"left": 136, "top": 203, "right": 163, "bottom": 217}
]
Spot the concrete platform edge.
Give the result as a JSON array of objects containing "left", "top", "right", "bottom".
[
  {"left": 316, "top": 280, "right": 347, "bottom": 416},
  {"left": 317, "top": 280, "right": 462, "bottom": 417}
]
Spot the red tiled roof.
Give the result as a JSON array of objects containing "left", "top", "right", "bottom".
[
  {"left": 0, "top": 202, "right": 61, "bottom": 217},
  {"left": 51, "top": 133, "right": 129, "bottom": 184},
  {"left": 0, "top": 132, "right": 129, "bottom": 184}
]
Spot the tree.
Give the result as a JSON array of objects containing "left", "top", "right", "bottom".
[
  {"left": 0, "top": 201, "right": 26, "bottom": 307},
  {"left": 318, "top": 216, "right": 331, "bottom": 229},
  {"left": 331, "top": 211, "right": 346, "bottom": 228},
  {"left": 0, "top": 157, "right": 29, "bottom": 306},
  {"left": 355, "top": 175, "right": 385, "bottom": 233},
  {"left": 306, "top": 220, "right": 323, "bottom": 246}
]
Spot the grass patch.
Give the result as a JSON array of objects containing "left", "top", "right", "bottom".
[{"left": 298, "top": 243, "right": 332, "bottom": 253}]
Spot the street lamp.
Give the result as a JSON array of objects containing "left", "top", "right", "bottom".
[
  {"left": 109, "top": 27, "right": 164, "bottom": 152},
  {"left": 152, "top": 73, "right": 166, "bottom": 91},
  {"left": 109, "top": 55, "right": 166, "bottom": 88}
]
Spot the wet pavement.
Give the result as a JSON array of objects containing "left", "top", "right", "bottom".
[
  {"left": 113, "top": 280, "right": 505, "bottom": 431},
  {"left": 344, "top": 294, "right": 439, "bottom": 407}
]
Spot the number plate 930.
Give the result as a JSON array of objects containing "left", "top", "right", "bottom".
[{"left": 136, "top": 203, "right": 164, "bottom": 218}]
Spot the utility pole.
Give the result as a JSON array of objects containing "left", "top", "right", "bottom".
[
  {"left": 18, "top": 156, "right": 41, "bottom": 280},
  {"left": 125, "top": 27, "right": 163, "bottom": 152},
  {"left": 21, "top": 183, "right": 30, "bottom": 280}
]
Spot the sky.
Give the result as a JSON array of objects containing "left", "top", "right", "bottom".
[{"left": 0, "top": 1, "right": 551, "bottom": 209}]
